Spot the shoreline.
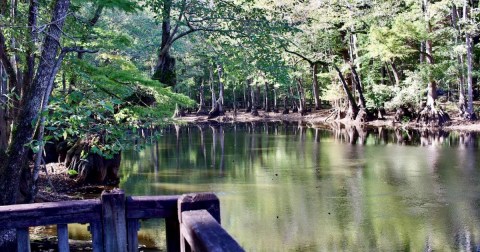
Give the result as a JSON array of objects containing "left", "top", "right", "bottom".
[{"left": 176, "top": 109, "right": 480, "bottom": 132}]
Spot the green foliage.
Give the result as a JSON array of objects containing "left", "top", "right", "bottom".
[
  {"left": 366, "top": 84, "right": 394, "bottom": 108},
  {"left": 67, "top": 169, "right": 79, "bottom": 176},
  {"left": 386, "top": 70, "right": 425, "bottom": 109}
]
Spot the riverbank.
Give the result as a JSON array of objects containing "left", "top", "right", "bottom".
[
  {"left": 178, "top": 108, "right": 480, "bottom": 132},
  {"left": 35, "top": 163, "right": 110, "bottom": 202}
]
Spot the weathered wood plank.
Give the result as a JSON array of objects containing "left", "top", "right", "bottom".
[
  {"left": 101, "top": 189, "right": 127, "bottom": 252},
  {"left": 178, "top": 193, "right": 220, "bottom": 224},
  {"left": 165, "top": 216, "right": 180, "bottom": 252},
  {"left": 126, "top": 195, "right": 179, "bottom": 219},
  {"left": 90, "top": 222, "right": 104, "bottom": 252},
  {"left": 178, "top": 193, "right": 221, "bottom": 252},
  {"left": 181, "top": 210, "right": 244, "bottom": 252},
  {"left": 17, "top": 227, "right": 31, "bottom": 252},
  {"left": 126, "top": 219, "right": 139, "bottom": 252},
  {"left": 57, "top": 224, "right": 70, "bottom": 252},
  {"left": 0, "top": 199, "right": 101, "bottom": 228}
]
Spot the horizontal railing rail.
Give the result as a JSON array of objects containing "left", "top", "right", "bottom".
[
  {"left": 0, "top": 189, "right": 243, "bottom": 252},
  {"left": 180, "top": 210, "right": 244, "bottom": 252}
]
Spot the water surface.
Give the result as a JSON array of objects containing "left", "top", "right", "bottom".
[{"left": 119, "top": 123, "right": 480, "bottom": 251}]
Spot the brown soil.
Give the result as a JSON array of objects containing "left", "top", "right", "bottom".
[
  {"left": 178, "top": 108, "right": 480, "bottom": 132},
  {"left": 35, "top": 163, "right": 112, "bottom": 203}
]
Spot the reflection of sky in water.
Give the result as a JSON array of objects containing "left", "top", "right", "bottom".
[{"left": 80, "top": 123, "right": 480, "bottom": 251}]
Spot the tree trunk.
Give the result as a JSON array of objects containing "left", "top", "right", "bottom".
[
  {"left": 333, "top": 64, "right": 358, "bottom": 120},
  {"left": 251, "top": 82, "right": 258, "bottom": 116},
  {"left": 209, "top": 66, "right": 216, "bottom": 110},
  {"left": 312, "top": 63, "right": 321, "bottom": 110},
  {"left": 22, "top": 0, "right": 38, "bottom": 96},
  {"left": 9, "top": 0, "right": 21, "bottom": 120},
  {"left": 233, "top": 86, "right": 237, "bottom": 116},
  {"left": 264, "top": 82, "right": 270, "bottom": 112},
  {"left": 0, "top": 65, "right": 8, "bottom": 151},
  {"left": 464, "top": 0, "right": 476, "bottom": 120},
  {"left": 152, "top": 0, "right": 176, "bottom": 86},
  {"left": 296, "top": 78, "right": 306, "bottom": 115},
  {"left": 282, "top": 95, "right": 289, "bottom": 114},
  {"left": 243, "top": 82, "right": 247, "bottom": 110},
  {"left": 290, "top": 86, "right": 298, "bottom": 112},
  {"left": 390, "top": 62, "right": 400, "bottom": 86},
  {"left": 273, "top": 87, "right": 278, "bottom": 112},
  {"left": 416, "top": 0, "right": 450, "bottom": 126},
  {"left": 381, "top": 65, "right": 386, "bottom": 86},
  {"left": 452, "top": 4, "right": 467, "bottom": 113},
  {"left": 0, "top": 0, "right": 71, "bottom": 206},
  {"left": 424, "top": 0, "right": 436, "bottom": 108},
  {"left": 196, "top": 79, "right": 208, "bottom": 115},
  {"left": 217, "top": 64, "right": 224, "bottom": 113},
  {"left": 350, "top": 64, "right": 367, "bottom": 109}
]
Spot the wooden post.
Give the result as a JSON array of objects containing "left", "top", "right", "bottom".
[
  {"left": 165, "top": 216, "right": 180, "bottom": 252},
  {"left": 89, "top": 222, "right": 104, "bottom": 252},
  {"left": 126, "top": 219, "right": 139, "bottom": 252},
  {"left": 16, "top": 228, "right": 31, "bottom": 252},
  {"left": 178, "top": 193, "right": 220, "bottom": 252},
  {"left": 57, "top": 224, "right": 69, "bottom": 252},
  {"left": 101, "top": 189, "right": 127, "bottom": 252},
  {"left": 178, "top": 193, "right": 220, "bottom": 223}
]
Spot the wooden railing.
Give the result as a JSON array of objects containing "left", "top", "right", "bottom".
[{"left": 0, "top": 189, "right": 244, "bottom": 252}]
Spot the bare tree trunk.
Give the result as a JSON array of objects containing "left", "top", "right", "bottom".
[
  {"left": 0, "top": 0, "right": 71, "bottom": 206},
  {"left": 152, "top": 0, "right": 176, "bottom": 86},
  {"left": 196, "top": 79, "right": 208, "bottom": 115},
  {"left": 312, "top": 64, "right": 321, "bottom": 110},
  {"left": 209, "top": 66, "right": 215, "bottom": 110},
  {"left": 452, "top": 4, "right": 467, "bottom": 113},
  {"left": 22, "top": 0, "right": 38, "bottom": 97},
  {"left": 416, "top": 0, "right": 450, "bottom": 126},
  {"left": 264, "top": 82, "right": 270, "bottom": 112},
  {"left": 333, "top": 64, "right": 358, "bottom": 120},
  {"left": 9, "top": 0, "right": 21, "bottom": 121},
  {"left": 390, "top": 62, "right": 400, "bottom": 86},
  {"left": 424, "top": 0, "right": 436, "bottom": 108},
  {"left": 0, "top": 64, "right": 7, "bottom": 151},
  {"left": 350, "top": 64, "right": 367, "bottom": 109},
  {"left": 273, "top": 87, "right": 278, "bottom": 112},
  {"left": 420, "top": 42, "right": 425, "bottom": 63},
  {"left": 245, "top": 81, "right": 251, "bottom": 111},
  {"left": 464, "top": 0, "right": 476, "bottom": 119},
  {"left": 233, "top": 86, "right": 237, "bottom": 116},
  {"left": 290, "top": 86, "right": 298, "bottom": 112},
  {"left": 296, "top": 78, "right": 306, "bottom": 115},
  {"left": 217, "top": 64, "right": 224, "bottom": 115},
  {"left": 381, "top": 65, "right": 386, "bottom": 86},
  {"left": 251, "top": 82, "right": 258, "bottom": 116}
]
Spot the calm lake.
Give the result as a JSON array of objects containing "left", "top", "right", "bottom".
[{"left": 115, "top": 122, "right": 480, "bottom": 251}]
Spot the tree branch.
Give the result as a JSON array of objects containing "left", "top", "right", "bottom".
[{"left": 0, "top": 31, "right": 18, "bottom": 89}]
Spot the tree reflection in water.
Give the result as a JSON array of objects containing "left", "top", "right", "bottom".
[{"left": 115, "top": 122, "right": 480, "bottom": 251}]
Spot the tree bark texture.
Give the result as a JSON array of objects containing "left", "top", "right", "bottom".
[
  {"left": 0, "top": 0, "right": 71, "bottom": 206},
  {"left": 152, "top": 0, "right": 176, "bottom": 86}
]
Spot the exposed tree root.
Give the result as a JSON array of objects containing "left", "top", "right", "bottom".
[
  {"left": 65, "top": 138, "right": 121, "bottom": 185},
  {"left": 251, "top": 107, "right": 259, "bottom": 116},
  {"left": 196, "top": 105, "right": 209, "bottom": 116},
  {"left": 173, "top": 104, "right": 186, "bottom": 118},
  {"left": 416, "top": 105, "right": 450, "bottom": 127},
  {"left": 394, "top": 105, "right": 416, "bottom": 123},
  {"left": 207, "top": 101, "right": 223, "bottom": 119}
]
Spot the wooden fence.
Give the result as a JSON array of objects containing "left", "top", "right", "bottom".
[{"left": 0, "top": 189, "right": 244, "bottom": 252}]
